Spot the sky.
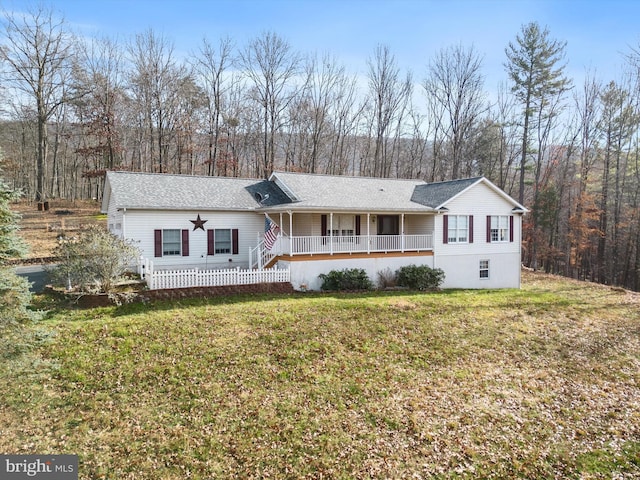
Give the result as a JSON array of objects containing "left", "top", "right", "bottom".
[{"left": 3, "top": 0, "right": 640, "bottom": 93}]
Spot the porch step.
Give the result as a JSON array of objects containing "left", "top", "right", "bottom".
[{"left": 264, "top": 256, "right": 279, "bottom": 269}]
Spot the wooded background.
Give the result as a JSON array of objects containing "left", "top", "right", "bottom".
[{"left": 1, "top": 5, "right": 639, "bottom": 291}]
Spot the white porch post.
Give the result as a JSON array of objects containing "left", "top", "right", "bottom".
[
  {"left": 367, "top": 213, "right": 371, "bottom": 254},
  {"left": 279, "top": 211, "right": 284, "bottom": 255},
  {"left": 330, "top": 212, "right": 334, "bottom": 255},
  {"left": 401, "top": 213, "right": 405, "bottom": 252},
  {"left": 288, "top": 210, "right": 293, "bottom": 255}
]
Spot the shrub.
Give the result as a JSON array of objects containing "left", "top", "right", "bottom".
[
  {"left": 396, "top": 264, "right": 445, "bottom": 290},
  {"left": 47, "top": 225, "right": 139, "bottom": 293},
  {"left": 377, "top": 267, "right": 397, "bottom": 289},
  {"left": 319, "top": 268, "right": 374, "bottom": 291}
]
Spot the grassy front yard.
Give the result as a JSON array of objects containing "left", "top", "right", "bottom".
[{"left": 1, "top": 271, "right": 639, "bottom": 478}]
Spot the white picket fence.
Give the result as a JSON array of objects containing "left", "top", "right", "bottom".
[{"left": 137, "top": 257, "right": 290, "bottom": 290}]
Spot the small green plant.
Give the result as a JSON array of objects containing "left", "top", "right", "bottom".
[
  {"left": 396, "top": 264, "right": 445, "bottom": 290},
  {"left": 319, "top": 268, "right": 374, "bottom": 291}
]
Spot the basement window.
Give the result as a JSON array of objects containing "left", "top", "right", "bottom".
[{"left": 479, "top": 259, "right": 489, "bottom": 279}]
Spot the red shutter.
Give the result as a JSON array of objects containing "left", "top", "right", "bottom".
[
  {"left": 469, "top": 215, "right": 474, "bottom": 243},
  {"left": 181, "top": 229, "right": 189, "bottom": 256},
  {"left": 154, "top": 230, "right": 162, "bottom": 257},
  {"left": 207, "top": 229, "right": 214, "bottom": 255},
  {"left": 321, "top": 214, "right": 327, "bottom": 236},
  {"left": 232, "top": 229, "right": 239, "bottom": 254},
  {"left": 486, "top": 216, "right": 492, "bottom": 243},
  {"left": 442, "top": 215, "right": 448, "bottom": 244},
  {"left": 355, "top": 215, "right": 361, "bottom": 236},
  {"left": 509, "top": 216, "right": 514, "bottom": 242}
]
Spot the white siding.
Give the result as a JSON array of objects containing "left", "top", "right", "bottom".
[
  {"left": 436, "top": 252, "right": 521, "bottom": 289},
  {"left": 404, "top": 214, "right": 434, "bottom": 235},
  {"left": 433, "top": 181, "right": 524, "bottom": 288},
  {"left": 106, "top": 193, "right": 123, "bottom": 237},
  {"left": 293, "top": 213, "right": 314, "bottom": 236},
  {"left": 124, "top": 210, "right": 265, "bottom": 270}
]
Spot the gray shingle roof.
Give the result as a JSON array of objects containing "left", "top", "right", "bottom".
[
  {"left": 269, "top": 172, "right": 432, "bottom": 212},
  {"left": 105, "top": 171, "right": 269, "bottom": 210},
  {"left": 244, "top": 180, "right": 292, "bottom": 207},
  {"left": 410, "top": 177, "right": 482, "bottom": 209},
  {"left": 104, "top": 171, "right": 520, "bottom": 214}
]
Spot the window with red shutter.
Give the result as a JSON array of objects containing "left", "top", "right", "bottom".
[
  {"left": 154, "top": 230, "right": 162, "bottom": 257},
  {"left": 181, "top": 229, "right": 189, "bottom": 256},
  {"left": 207, "top": 229, "right": 215, "bottom": 255},
  {"left": 443, "top": 215, "right": 449, "bottom": 244},
  {"left": 232, "top": 229, "right": 239, "bottom": 254}
]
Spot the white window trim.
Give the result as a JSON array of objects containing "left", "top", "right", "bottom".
[
  {"left": 479, "top": 259, "right": 490, "bottom": 279},
  {"left": 162, "top": 229, "right": 182, "bottom": 256},
  {"left": 448, "top": 215, "right": 469, "bottom": 244},
  {"left": 214, "top": 228, "right": 232, "bottom": 254},
  {"left": 491, "top": 215, "right": 509, "bottom": 243}
]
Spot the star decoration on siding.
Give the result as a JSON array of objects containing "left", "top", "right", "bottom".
[{"left": 190, "top": 214, "right": 207, "bottom": 231}]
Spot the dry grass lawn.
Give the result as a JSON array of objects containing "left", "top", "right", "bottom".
[
  {"left": 11, "top": 199, "right": 103, "bottom": 260},
  {"left": 0, "top": 270, "right": 638, "bottom": 479}
]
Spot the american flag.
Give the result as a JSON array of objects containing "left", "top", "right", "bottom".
[{"left": 264, "top": 216, "right": 280, "bottom": 250}]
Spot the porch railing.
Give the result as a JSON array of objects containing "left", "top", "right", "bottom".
[
  {"left": 286, "top": 233, "right": 433, "bottom": 255},
  {"left": 249, "top": 239, "right": 277, "bottom": 269},
  {"left": 249, "top": 233, "right": 433, "bottom": 269}
]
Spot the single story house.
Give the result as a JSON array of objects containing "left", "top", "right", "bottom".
[{"left": 102, "top": 170, "right": 528, "bottom": 290}]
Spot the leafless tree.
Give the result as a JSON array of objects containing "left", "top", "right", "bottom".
[
  {"left": 191, "top": 36, "right": 235, "bottom": 176},
  {"left": 0, "top": 4, "right": 78, "bottom": 202},
  {"left": 423, "top": 44, "right": 487, "bottom": 180},
  {"left": 127, "top": 29, "right": 182, "bottom": 173},
  {"left": 596, "top": 79, "right": 638, "bottom": 283},
  {"left": 364, "top": 44, "right": 412, "bottom": 178},
  {"left": 238, "top": 31, "right": 301, "bottom": 178}
]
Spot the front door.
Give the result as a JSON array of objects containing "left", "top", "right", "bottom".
[{"left": 377, "top": 215, "right": 399, "bottom": 235}]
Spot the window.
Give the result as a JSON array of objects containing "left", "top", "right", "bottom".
[
  {"left": 490, "top": 216, "right": 509, "bottom": 242},
  {"left": 479, "top": 259, "right": 489, "bottom": 279},
  {"left": 329, "top": 215, "right": 355, "bottom": 237},
  {"left": 155, "top": 229, "right": 189, "bottom": 258},
  {"left": 322, "top": 215, "right": 362, "bottom": 238},
  {"left": 447, "top": 215, "right": 469, "bottom": 243},
  {"left": 207, "top": 229, "right": 239, "bottom": 255},
  {"left": 214, "top": 229, "right": 231, "bottom": 254},
  {"left": 162, "top": 229, "right": 182, "bottom": 256}
]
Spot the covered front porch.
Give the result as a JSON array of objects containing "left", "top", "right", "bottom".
[{"left": 251, "top": 211, "right": 435, "bottom": 269}]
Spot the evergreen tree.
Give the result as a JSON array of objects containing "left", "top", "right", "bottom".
[
  {"left": 0, "top": 179, "right": 27, "bottom": 265},
  {"left": 0, "top": 167, "right": 40, "bottom": 358},
  {"left": 504, "top": 22, "right": 571, "bottom": 205}
]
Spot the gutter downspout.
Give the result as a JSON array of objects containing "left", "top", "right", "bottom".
[{"left": 122, "top": 208, "right": 126, "bottom": 239}]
